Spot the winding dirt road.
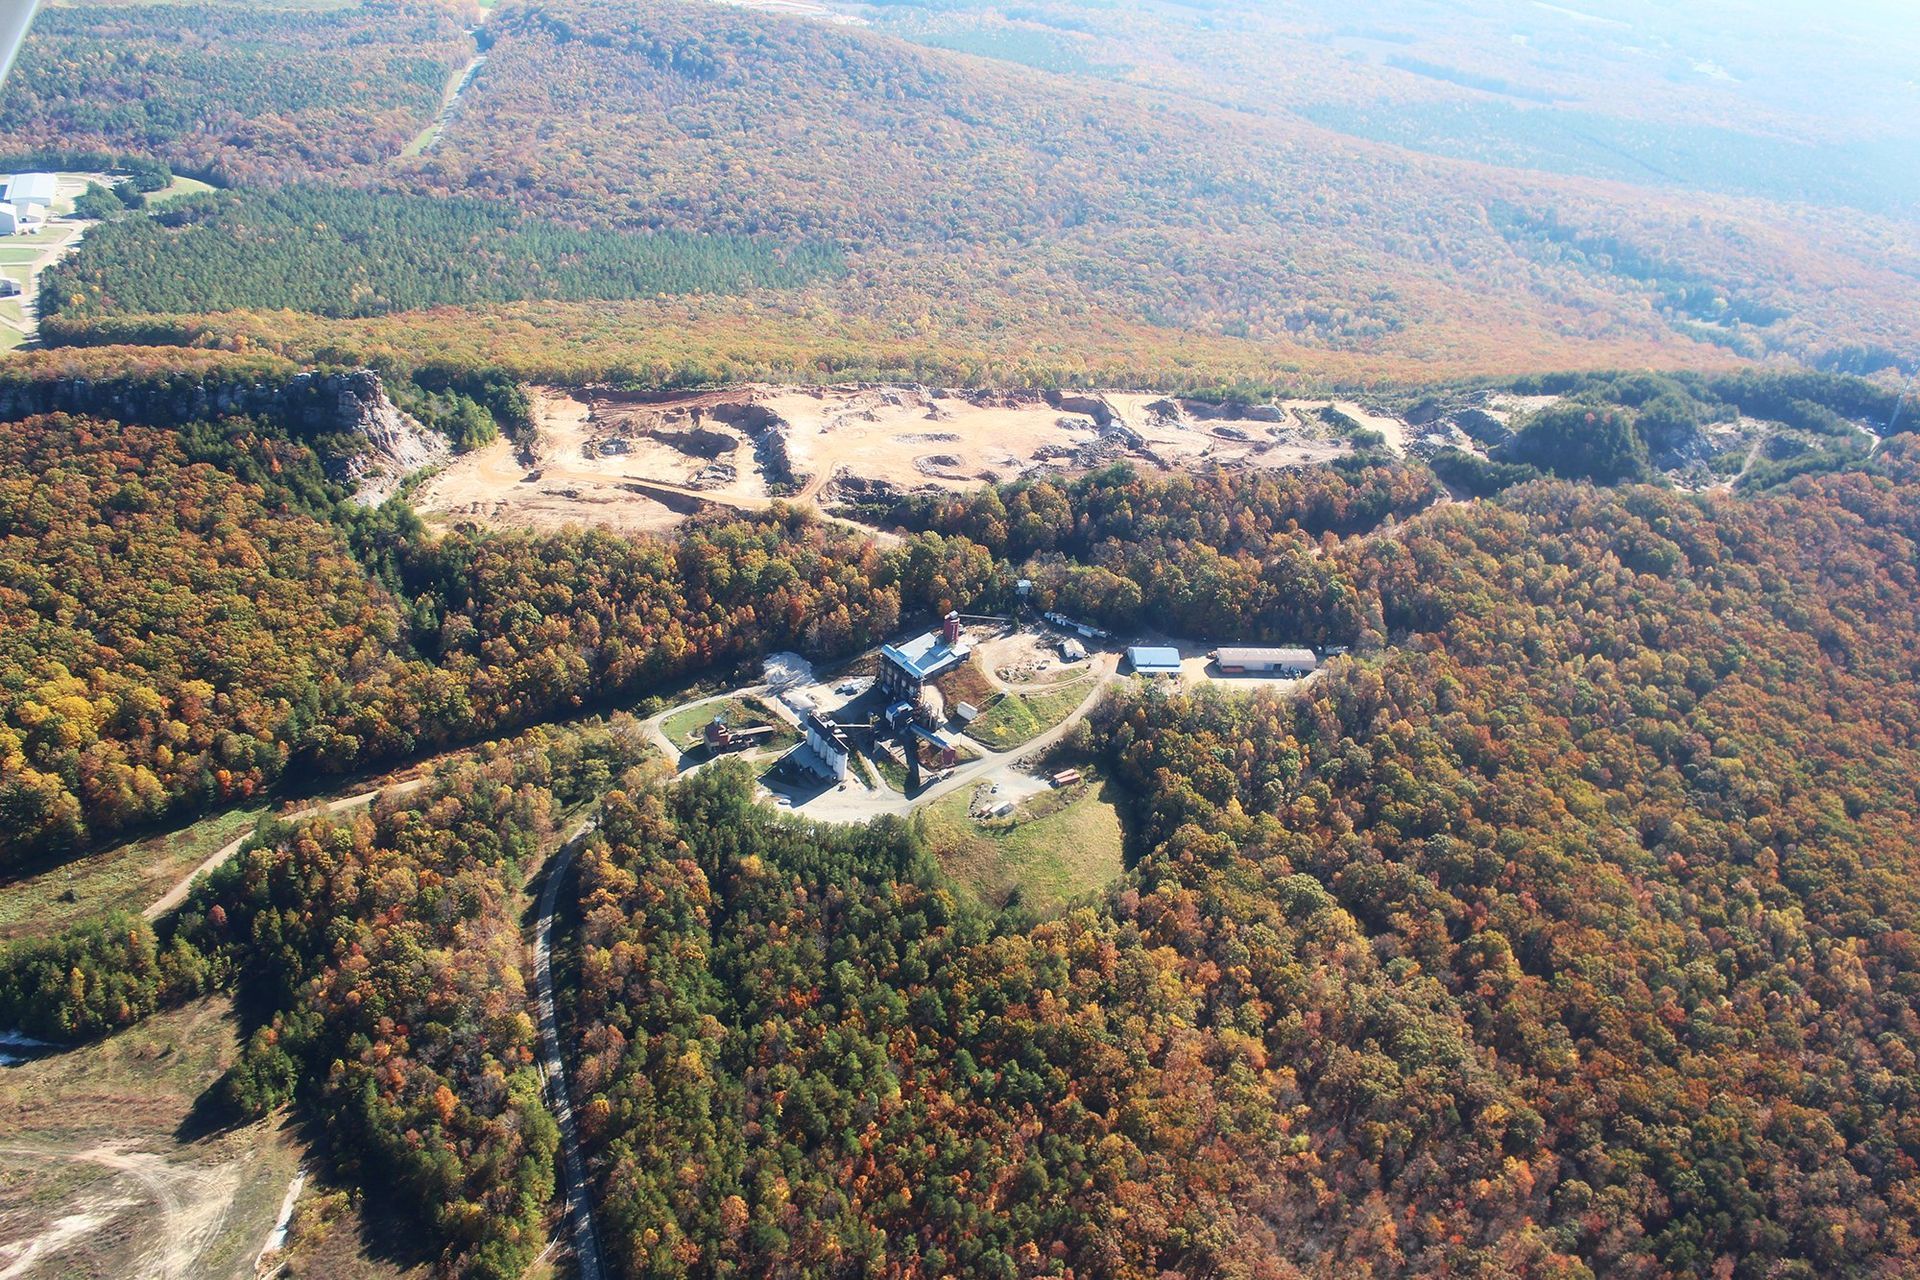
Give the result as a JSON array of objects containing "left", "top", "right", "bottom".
[{"left": 142, "top": 778, "right": 428, "bottom": 921}]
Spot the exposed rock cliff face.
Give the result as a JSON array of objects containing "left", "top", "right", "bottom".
[
  {"left": 0, "top": 366, "right": 448, "bottom": 503},
  {"left": 324, "top": 371, "right": 450, "bottom": 504},
  {"left": 1042, "top": 390, "right": 1114, "bottom": 426}
]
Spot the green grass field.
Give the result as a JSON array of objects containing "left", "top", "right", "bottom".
[
  {"left": 0, "top": 227, "right": 66, "bottom": 248},
  {"left": 147, "top": 176, "right": 217, "bottom": 205},
  {"left": 965, "top": 680, "right": 1093, "bottom": 750},
  {"left": 0, "top": 806, "right": 268, "bottom": 944},
  {"left": 921, "top": 777, "right": 1126, "bottom": 911},
  {"left": 660, "top": 696, "right": 795, "bottom": 755}
]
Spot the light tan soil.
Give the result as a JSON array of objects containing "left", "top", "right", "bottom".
[
  {"left": 416, "top": 384, "right": 1405, "bottom": 535},
  {"left": 0, "top": 998, "right": 301, "bottom": 1280}
]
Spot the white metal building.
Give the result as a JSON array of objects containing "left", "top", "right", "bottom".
[
  {"left": 1214, "top": 646, "right": 1319, "bottom": 676},
  {"left": 3, "top": 173, "right": 55, "bottom": 210}
]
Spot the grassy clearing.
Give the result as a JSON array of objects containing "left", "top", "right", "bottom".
[
  {"left": 0, "top": 326, "right": 23, "bottom": 351},
  {"left": 965, "top": 680, "right": 1093, "bottom": 750},
  {"left": 0, "top": 228, "right": 66, "bottom": 248},
  {"left": 0, "top": 806, "right": 268, "bottom": 944},
  {"left": 283, "top": 1188, "right": 446, "bottom": 1279},
  {"left": 873, "top": 749, "right": 909, "bottom": 794},
  {"left": 0, "top": 996, "right": 302, "bottom": 1280},
  {"left": 660, "top": 696, "right": 794, "bottom": 753},
  {"left": 921, "top": 777, "right": 1126, "bottom": 911},
  {"left": 148, "top": 176, "right": 217, "bottom": 205},
  {"left": 277, "top": 1184, "right": 437, "bottom": 1279}
]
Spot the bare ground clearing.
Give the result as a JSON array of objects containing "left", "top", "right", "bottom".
[
  {"left": 416, "top": 384, "right": 1399, "bottom": 535},
  {"left": 0, "top": 998, "right": 300, "bottom": 1280}
]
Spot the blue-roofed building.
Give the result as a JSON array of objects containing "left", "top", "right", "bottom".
[
  {"left": 880, "top": 612, "right": 971, "bottom": 699},
  {"left": 1127, "top": 646, "right": 1183, "bottom": 677}
]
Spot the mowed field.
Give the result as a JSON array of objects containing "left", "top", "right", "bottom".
[{"left": 923, "top": 778, "right": 1127, "bottom": 911}]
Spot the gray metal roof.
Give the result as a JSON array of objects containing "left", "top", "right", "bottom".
[
  {"left": 1127, "top": 646, "right": 1183, "bottom": 671},
  {"left": 1215, "top": 646, "right": 1317, "bottom": 665}
]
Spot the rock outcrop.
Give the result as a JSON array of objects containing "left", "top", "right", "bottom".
[
  {"left": 1043, "top": 390, "right": 1115, "bottom": 426},
  {"left": 325, "top": 371, "right": 449, "bottom": 505},
  {"left": 0, "top": 366, "right": 448, "bottom": 504}
]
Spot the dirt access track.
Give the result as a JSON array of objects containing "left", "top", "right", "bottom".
[{"left": 414, "top": 384, "right": 1393, "bottom": 535}]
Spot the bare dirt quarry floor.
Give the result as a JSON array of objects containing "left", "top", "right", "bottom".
[
  {"left": 414, "top": 384, "right": 1395, "bottom": 535},
  {"left": 0, "top": 998, "right": 300, "bottom": 1280}
]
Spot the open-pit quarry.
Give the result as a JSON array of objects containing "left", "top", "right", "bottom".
[{"left": 413, "top": 383, "right": 1407, "bottom": 534}]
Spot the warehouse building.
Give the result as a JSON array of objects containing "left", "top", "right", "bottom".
[
  {"left": 879, "top": 612, "right": 970, "bottom": 699},
  {"left": 1126, "top": 646, "right": 1183, "bottom": 677},
  {"left": 2, "top": 173, "right": 55, "bottom": 212},
  {"left": 1213, "top": 646, "right": 1319, "bottom": 676}
]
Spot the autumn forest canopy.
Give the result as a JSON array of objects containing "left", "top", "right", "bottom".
[
  {"left": 9, "top": 0, "right": 1920, "bottom": 386},
  {"left": 4, "top": 356, "right": 1920, "bottom": 1276},
  {"left": 4, "top": 0, "right": 1920, "bottom": 1277}
]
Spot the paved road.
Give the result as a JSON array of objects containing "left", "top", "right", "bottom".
[
  {"left": 142, "top": 778, "right": 428, "bottom": 921},
  {"left": 531, "top": 821, "right": 605, "bottom": 1280},
  {"left": 788, "top": 653, "right": 1121, "bottom": 823}
]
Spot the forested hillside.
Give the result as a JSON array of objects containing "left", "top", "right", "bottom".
[
  {"left": 553, "top": 441, "right": 1920, "bottom": 1275},
  {"left": 6, "top": 370, "right": 1920, "bottom": 1274},
  {"left": 0, "top": 404, "right": 996, "bottom": 864},
  {"left": 391, "top": 0, "right": 1920, "bottom": 370},
  {"left": 21, "top": 0, "right": 1919, "bottom": 392},
  {"left": 0, "top": 0, "right": 476, "bottom": 183},
  {"left": 862, "top": 0, "right": 1920, "bottom": 221}
]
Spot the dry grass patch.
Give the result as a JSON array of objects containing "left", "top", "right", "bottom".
[
  {"left": 921, "top": 778, "right": 1126, "bottom": 911},
  {"left": 0, "top": 996, "right": 301, "bottom": 1280},
  {"left": 0, "top": 806, "right": 268, "bottom": 945}
]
